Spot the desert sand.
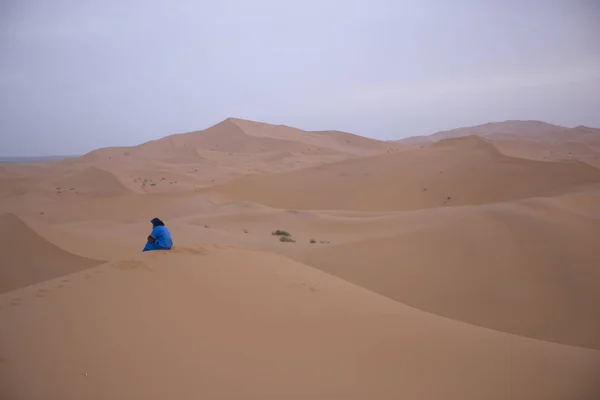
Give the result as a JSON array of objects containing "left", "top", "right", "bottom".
[{"left": 1, "top": 118, "right": 600, "bottom": 399}]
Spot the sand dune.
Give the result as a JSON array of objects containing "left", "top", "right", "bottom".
[
  {"left": 0, "top": 164, "right": 56, "bottom": 198},
  {"left": 293, "top": 197, "right": 600, "bottom": 350},
  {"left": 208, "top": 136, "right": 600, "bottom": 211},
  {"left": 0, "top": 213, "right": 103, "bottom": 294},
  {"left": 17, "top": 187, "right": 599, "bottom": 351},
  {"left": 51, "top": 166, "right": 131, "bottom": 197},
  {"left": 0, "top": 174, "right": 36, "bottom": 199},
  {"left": 19, "top": 118, "right": 400, "bottom": 197},
  {"left": 140, "top": 119, "right": 327, "bottom": 156},
  {"left": 0, "top": 165, "right": 133, "bottom": 199},
  {"left": 1, "top": 248, "right": 599, "bottom": 400},
  {"left": 396, "top": 120, "right": 583, "bottom": 143},
  {"left": 83, "top": 118, "right": 396, "bottom": 163},
  {"left": 494, "top": 137, "right": 600, "bottom": 168},
  {"left": 430, "top": 120, "right": 571, "bottom": 140},
  {"left": 397, "top": 120, "right": 600, "bottom": 167}
]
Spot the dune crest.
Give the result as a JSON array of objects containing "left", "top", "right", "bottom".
[{"left": 81, "top": 118, "right": 397, "bottom": 163}]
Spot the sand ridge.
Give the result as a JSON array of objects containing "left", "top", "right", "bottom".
[{"left": 0, "top": 213, "right": 104, "bottom": 294}]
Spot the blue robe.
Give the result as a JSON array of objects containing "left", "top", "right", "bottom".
[{"left": 143, "top": 225, "right": 173, "bottom": 252}]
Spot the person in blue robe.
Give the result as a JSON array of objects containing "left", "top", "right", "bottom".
[{"left": 142, "top": 218, "right": 173, "bottom": 252}]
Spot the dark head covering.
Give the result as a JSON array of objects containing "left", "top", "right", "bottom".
[{"left": 150, "top": 218, "right": 165, "bottom": 227}]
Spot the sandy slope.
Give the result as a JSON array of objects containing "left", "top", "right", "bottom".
[
  {"left": 293, "top": 196, "right": 600, "bottom": 350},
  {"left": 1, "top": 248, "right": 599, "bottom": 400},
  {"left": 207, "top": 136, "right": 600, "bottom": 211},
  {"left": 0, "top": 213, "right": 103, "bottom": 294}
]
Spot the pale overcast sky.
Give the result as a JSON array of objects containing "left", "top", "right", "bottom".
[{"left": 1, "top": 0, "right": 599, "bottom": 156}]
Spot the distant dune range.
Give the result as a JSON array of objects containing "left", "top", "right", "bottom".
[
  {"left": 396, "top": 120, "right": 600, "bottom": 167},
  {"left": 1, "top": 118, "right": 600, "bottom": 399}
]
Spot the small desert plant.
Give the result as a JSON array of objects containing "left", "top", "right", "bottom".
[
  {"left": 272, "top": 230, "right": 291, "bottom": 237},
  {"left": 309, "top": 238, "right": 316, "bottom": 244},
  {"left": 279, "top": 236, "right": 295, "bottom": 243}
]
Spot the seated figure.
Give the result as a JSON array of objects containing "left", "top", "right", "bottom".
[{"left": 143, "top": 217, "right": 173, "bottom": 252}]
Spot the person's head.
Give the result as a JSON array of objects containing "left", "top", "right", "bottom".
[{"left": 150, "top": 218, "right": 165, "bottom": 227}]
